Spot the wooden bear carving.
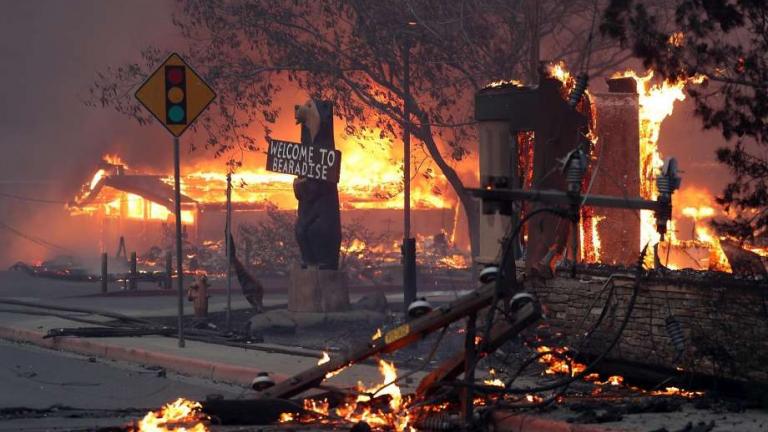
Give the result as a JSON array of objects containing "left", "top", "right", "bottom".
[{"left": 293, "top": 98, "right": 342, "bottom": 270}]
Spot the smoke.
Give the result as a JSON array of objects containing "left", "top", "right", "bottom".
[{"left": 0, "top": 0, "right": 177, "bottom": 267}]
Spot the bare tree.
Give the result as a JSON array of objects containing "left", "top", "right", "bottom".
[{"left": 89, "top": 0, "right": 629, "bottom": 258}]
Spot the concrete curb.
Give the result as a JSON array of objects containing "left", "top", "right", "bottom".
[
  {"left": 493, "top": 411, "right": 622, "bottom": 432},
  {"left": 0, "top": 325, "right": 285, "bottom": 386}
]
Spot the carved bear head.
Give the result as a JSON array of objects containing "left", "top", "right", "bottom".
[{"left": 294, "top": 98, "right": 334, "bottom": 149}]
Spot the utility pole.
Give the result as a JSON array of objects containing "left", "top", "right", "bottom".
[{"left": 402, "top": 27, "right": 417, "bottom": 313}]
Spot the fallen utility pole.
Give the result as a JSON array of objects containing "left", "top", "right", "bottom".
[
  {"left": 256, "top": 280, "right": 538, "bottom": 400},
  {"left": 416, "top": 301, "right": 541, "bottom": 398}
]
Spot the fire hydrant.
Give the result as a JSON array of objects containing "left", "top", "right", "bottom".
[{"left": 187, "top": 274, "right": 210, "bottom": 318}]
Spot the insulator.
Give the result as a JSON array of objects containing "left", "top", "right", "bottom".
[
  {"left": 479, "top": 266, "right": 498, "bottom": 284},
  {"left": 657, "top": 158, "right": 682, "bottom": 196},
  {"left": 251, "top": 372, "right": 275, "bottom": 391},
  {"left": 510, "top": 292, "right": 536, "bottom": 311},
  {"left": 656, "top": 175, "right": 671, "bottom": 196},
  {"left": 665, "top": 316, "right": 686, "bottom": 355},
  {"left": 568, "top": 73, "right": 589, "bottom": 107},
  {"left": 565, "top": 151, "right": 586, "bottom": 193},
  {"left": 408, "top": 297, "right": 433, "bottom": 318},
  {"left": 414, "top": 413, "right": 459, "bottom": 431},
  {"left": 567, "top": 162, "right": 585, "bottom": 185}
]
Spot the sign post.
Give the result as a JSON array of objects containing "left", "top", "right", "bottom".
[
  {"left": 135, "top": 53, "right": 216, "bottom": 348},
  {"left": 173, "top": 136, "right": 185, "bottom": 347}
]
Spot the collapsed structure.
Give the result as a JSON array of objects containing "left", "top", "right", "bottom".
[{"left": 66, "top": 156, "right": 469, "bottom": 277}]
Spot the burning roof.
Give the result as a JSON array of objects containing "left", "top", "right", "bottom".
[
  {"left": 69, "top": 156, "right": 197, "bottom": 225},
  {"left": 75, "top": 173, "right": 196, "bottom": 209}
]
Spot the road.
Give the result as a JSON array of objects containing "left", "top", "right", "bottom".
[{"left": 0, "top": 339, "right": 242, "bottom": 431}]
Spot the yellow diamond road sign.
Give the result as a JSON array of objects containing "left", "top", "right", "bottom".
[{"left": 135, "top": 53, "right": 216, "bottom": 137}]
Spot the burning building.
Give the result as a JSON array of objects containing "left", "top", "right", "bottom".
[
  {"left": 471, "top": 62, "right": 768, "bottom": 388},
  {"left": 66, "top": 62, "right": 767, "bottom": 277},
  {"left": 475, "top": 62, "right": 765, "bottom": 273},
  {"left": 67, "top": 137, "right": 469, "bottom": 273}
]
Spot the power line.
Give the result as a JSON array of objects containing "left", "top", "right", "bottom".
[
  {"left": 0, "top": 220, "right": 72, "bottom": 252},
  {"left": 0, "top": 191, "right": 68, "bottom": 204}
]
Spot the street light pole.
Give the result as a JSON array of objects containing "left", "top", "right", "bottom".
[{"left": 402, "top": 31, "right": 417, "bottom": 314}]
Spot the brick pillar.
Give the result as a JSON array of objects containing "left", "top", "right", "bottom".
[{"left": 591, "top": 77, "right": 641, "bottom": 265}]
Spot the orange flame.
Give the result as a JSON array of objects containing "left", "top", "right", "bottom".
[
  {"left": 651, "top": 386, "right": 705, "bottom": 398},
  {"left": 283, "top": 359, "right": 412, "bottom": 431},
  {"left": 73, "top": 128, "right": 453, "bottom": 226},
  {"left": 611, "top": 69, "right": 706, "bottom": 267},
  {"left": 483, "top": 368, "right": 505, "bottom": 387},
  {"left": 535, "top": 345, "right": 586, "bottom": 376},
  {"left": 136, "top": 398, "right": 208, "bottom": 432},
  {"left": 547, "top": 61, "right": 604, "bottom": 262}
]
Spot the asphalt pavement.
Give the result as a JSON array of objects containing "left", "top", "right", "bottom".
[{"left": 0, "top": 338, "right": 241, "bottom": 431}]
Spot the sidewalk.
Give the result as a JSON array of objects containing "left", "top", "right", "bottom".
[{"left": 0, "top": 271, "right": 410, "bottom": 392}]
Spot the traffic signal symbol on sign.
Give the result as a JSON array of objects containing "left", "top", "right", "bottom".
[
  {"left": 135, "top": 53, "right": 216, "bottom": 137},
  {"left": 165, "top": 65, "right": 187, "bottom": 125}
]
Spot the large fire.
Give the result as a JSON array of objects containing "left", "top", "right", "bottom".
[
  {"left": 70, "top": 62, "right": 764, "bottom": 274},
  {"left": 546, "top": 61, "right": 746, "bottom": 271},
  {"left": 546, "top": 62, "right": 604, "bottom": 263},
  {"left": 534, "top": 345, "right": 703, "bottom": 399},
  {"left": 135, "top": 398, "right": 208, "bottom": 432},
  {"left": 71, "top": 128, "right": 452, "bottom": 226},
  {"left": 608, "top": 69, "right": 718, "bottom": 268},
  {"left": 282, "top": 358, "right": 413, "bottom": 431}
]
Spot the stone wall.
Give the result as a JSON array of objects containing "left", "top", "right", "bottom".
[{"left": 528, "top": 269, "right": 768, "bottom": 383}]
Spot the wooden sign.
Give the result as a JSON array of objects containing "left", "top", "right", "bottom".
[{"left": 266, "top": 139, "right": 342, "bottom": 183}]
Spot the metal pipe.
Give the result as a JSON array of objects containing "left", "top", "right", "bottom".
[
  {"left": 469, "top": 188, "right": 665, "bottom": 211},
  {"left": 100, "top": 253, "right": 108, "bottom": 293},
  {"left": 129, "top": 252, "right": 137, "bottom": 290},
  {"left": 165, "top": 250, "right": 172, "bottom": 289},
  {"left": 403, "top": 35, "right": 411, "bottom": 242},
  {"left": 461, "top": 313, "right": 477, "bottom": 426},
  {"left": 403, "top": 33, "right": 417, "bottom": 312},
  {"left": 225, "top": 172, "right": 232, "bottom": 330},
  {"left": 174, "top": 136, "right": 185, "bottom": 348},
  {"left": 0, "top": 299, "right": 154, "bottom": 325}
]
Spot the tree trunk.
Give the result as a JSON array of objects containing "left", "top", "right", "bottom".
[{"left": 412, "top": 112, "right": 480, "bottom": 264}]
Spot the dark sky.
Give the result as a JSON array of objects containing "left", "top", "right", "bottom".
[
  {"left": 0, "top": 0, "right": 734, "bottom": 267},
  {"left": 0, "top": 0, "right": 178, "bottom": 188}
]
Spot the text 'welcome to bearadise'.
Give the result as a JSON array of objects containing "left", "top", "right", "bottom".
[{"left": 266, "top": 139, "right": 342, "bottom": 183}]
